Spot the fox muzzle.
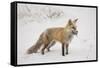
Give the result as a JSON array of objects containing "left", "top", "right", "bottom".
[{"left": 72, "top": 30, "right": 78, "bottom": 35}]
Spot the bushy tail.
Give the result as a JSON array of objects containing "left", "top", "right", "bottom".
[{"left": 27, "top": 34, "right": 44, "bottom": 54}]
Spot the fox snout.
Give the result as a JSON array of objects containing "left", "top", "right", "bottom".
[{"left": 72, "top": 30, "right": 78, "bottom": 35}]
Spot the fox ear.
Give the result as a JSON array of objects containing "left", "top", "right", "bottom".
[
  {"left": 73, "top": 18, "right": 78, "bottom": 23},
  {"left": 68, "top": 19, "right": 72, "bottom": 25}
]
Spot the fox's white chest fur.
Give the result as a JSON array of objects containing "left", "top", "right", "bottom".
[{"left": 64, "top": 29, "right": 74, "bottom": 44}]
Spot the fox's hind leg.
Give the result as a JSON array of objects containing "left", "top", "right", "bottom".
[
  {"left": 41, "top": 43, "right": 50, "bottom": 55},
  {"left": 47, "top": 41, "right": 56, "bottom": 52}
]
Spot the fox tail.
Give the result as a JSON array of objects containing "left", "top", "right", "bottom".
[{"left": 27, "top": 33, "right": 44, "bottom": 54}]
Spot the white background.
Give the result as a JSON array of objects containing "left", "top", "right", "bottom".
[{"left": 0, "top": 0, "right": 99, "bottom": 68}]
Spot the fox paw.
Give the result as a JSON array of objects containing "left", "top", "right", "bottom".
[
  {"left": 41, "top": 52, "right": 45, "bottom": 55},
  {"left": 66, "top": 52, "right": 68, "bottom": 55}
]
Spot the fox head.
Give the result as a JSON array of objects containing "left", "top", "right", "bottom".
[{"left": 66, "top": 19, "right": 78, "bottom": 35}]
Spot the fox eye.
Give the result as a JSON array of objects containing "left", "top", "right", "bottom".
[{"left": 72, "top": 27, "right": 76, "bottom": 30}]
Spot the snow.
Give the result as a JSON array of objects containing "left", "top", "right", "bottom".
[{"left": 17, "top": 3, "right": 96, "bottom": 65}]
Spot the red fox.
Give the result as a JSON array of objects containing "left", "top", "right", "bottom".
[{"left": 27, "top": 19, "right": 78, "bottom": 56}]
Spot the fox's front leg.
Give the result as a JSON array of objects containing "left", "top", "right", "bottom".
[
  {"left": 66, "top": 44, "right": 69, "bottom": 55},
  {"left": 62, "top": 43, "right": 65, "bottom": 56}
]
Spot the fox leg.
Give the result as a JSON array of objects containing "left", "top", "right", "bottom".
[
  {"left": 66, "top": 44, "right": 69, "bottom": 54},
  {"left": 62, "top": 43, "right": 65, "bottom": 56},
  {"left": 41, "top": 43, "right": 49, "bottom": 55},
  {"left": 47, "top": 41, "right": 56, "bottom": 52}
]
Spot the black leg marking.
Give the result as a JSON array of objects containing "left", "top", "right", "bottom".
[
  {"left": 66, "top": 44, "right": 69, "bottom": 54},
  {"left": 62, "top": 44, "right": 65, "bottom": 56},
  {"left": 41, "top": 43, "right": 49, "bottom": 55}
]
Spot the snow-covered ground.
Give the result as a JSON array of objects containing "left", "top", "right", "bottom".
[{"left": 17, "top": 3, "right": 96, "bottom": 65}]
